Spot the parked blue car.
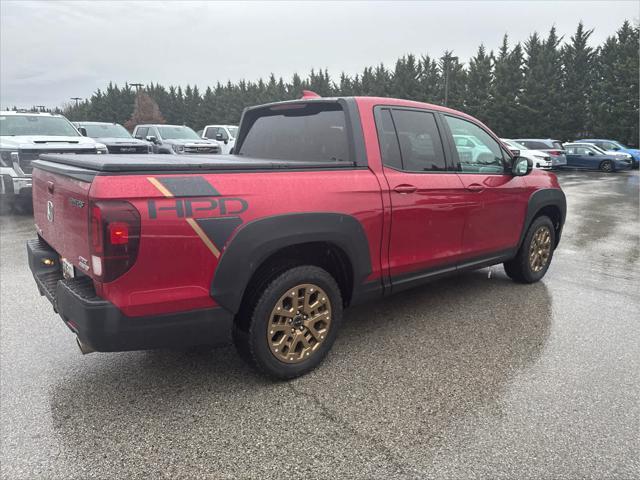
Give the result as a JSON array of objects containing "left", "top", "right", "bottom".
[
  {"left": 578, "top": 139, "right": 639, "bottom": 169},
  {"left": 564, "top": 143, "right": 633, "bottom": 172}
]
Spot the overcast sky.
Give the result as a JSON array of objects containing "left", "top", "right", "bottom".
[{"left": 1, "top": 1, "right": 637, "bottom": 109}]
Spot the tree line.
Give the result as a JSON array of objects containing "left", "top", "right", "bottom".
[{"left": 58, "top": 20, "right": 638, "bottom": 145}]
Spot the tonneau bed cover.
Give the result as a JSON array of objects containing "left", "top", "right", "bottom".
[{"left": 34, "top": 154, "right": 355, "bottom": 173}]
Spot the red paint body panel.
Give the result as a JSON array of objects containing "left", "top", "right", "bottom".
[
  {"left": 90, "top": 169, "right": 384, "bottom": 316},
  {"left": 32, "top": 96, "right": 564, "bottom": 322}
]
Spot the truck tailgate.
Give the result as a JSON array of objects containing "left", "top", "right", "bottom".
[{"left": 32, "top": 166, "right": 92, "bottom": 275}]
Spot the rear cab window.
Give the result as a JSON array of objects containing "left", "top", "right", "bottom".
[
  {"left": 374, "top": 107, "right": 447, "bottom": 172},
  {"left": 237, "top": 102, "right": 350, "bottom": 162}
]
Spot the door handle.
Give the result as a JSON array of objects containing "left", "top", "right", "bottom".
[
  {"left": 466, "top": 183, "right": 484, "bottom": 193},
  {"left": 47, "top": 181, "right": 54, "bottom": 194},
  {"left": 394, "top": 184, "right": 417, "bottom": 194}
]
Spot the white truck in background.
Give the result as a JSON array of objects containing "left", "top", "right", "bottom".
[
  {"left": 200, "top": 125, "right": 238, "bottom": 154},
  {"left": 0, "top": 111, "right": 107, "bottom": 213}
]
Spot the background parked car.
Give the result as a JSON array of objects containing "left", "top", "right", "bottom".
[
  {"left": 563, "top": 143, "right": 632, "bottom": 172},
  {"left": 200, "top": 125, "right": 238, "bottom": 154},
  {"left": 577, "top": 139, "right": 639, "bottom": 169},
  {"left": 568, "top": 142, "right": 634, "bottom": 162},
  {"left": 501, "top": 138, "right": 552, "bottom": 169},
  {"left": 74, "top": 121, "right": 151, "bottom": 154},
  {"left": 452, "top": 134, "right": 492, "bottom": 163},
  {"left": 513, "top": 138, "right": 567, "bottom": 169},
  {"left": 133, "top": 124, "right": 221, "bottom": 154},
  {"left": 0, "top": 111, "right": 106, "bottom": 213}
]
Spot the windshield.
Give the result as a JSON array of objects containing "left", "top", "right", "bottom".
[
  {"left": 228, "top": 127, "right": 238, "bottom": 138},
  {"left": 0, "top": 115, "right": 80, "bottom": 137},
  {"left": 157, "top": 126, "right": 201, "bottom": 140},
  {"left": 82, "top": 123, "right": 131, "bottom": 139}
]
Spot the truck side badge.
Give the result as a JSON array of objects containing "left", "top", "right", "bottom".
[{"left": 46, "top": 201, "right": 54, "bottom": 222}]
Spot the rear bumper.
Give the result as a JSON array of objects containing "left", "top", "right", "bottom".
[{"left": 27, "top": 238, "right": 233, "bottom": 352}]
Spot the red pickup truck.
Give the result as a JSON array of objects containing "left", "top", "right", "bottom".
[{"left": 27, "top": 95, "right": 566, "bottom": 379}]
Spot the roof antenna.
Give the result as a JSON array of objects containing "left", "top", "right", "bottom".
[{"left": 301, "top": 90, "right": 321, "bottom": 99}]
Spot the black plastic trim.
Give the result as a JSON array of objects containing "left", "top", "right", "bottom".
[
  {"left": 518, "top": 188, "right": 567, "bottom": 249},
  {"left": 390, "top": 249, "right": 516, "bottom": 294},
  {"left": 28, "top": 238, "right": 233, "bottom": 351},
  {"left": 211, "top": 212, "right": 373, "bottom": 314}
]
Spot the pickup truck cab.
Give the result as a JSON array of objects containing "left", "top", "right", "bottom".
[
  {"left": 201, "top": 125, "right": 237, "bottom": 154},
  {"left": 1, "top": 111, "right": 107, "bottom": 212},
  {"left": 27, "top": 95, "right": 566, "bottom": 379},
  {"left": 74, "top": 121, "right": 152, "bottom": 154},
  {"left": 133, "top": 124, "right": 221, "bottom": 155}
]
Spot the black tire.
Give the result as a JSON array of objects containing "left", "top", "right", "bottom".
[
  {"left": 233, "top": 265, "right": 343, "bottom": 379},
  {"left": 599, "top": 160, "right": 614, "bottom": 173},
  {"left": 504, "top": 216, "right": 556, "bottom": 284}
]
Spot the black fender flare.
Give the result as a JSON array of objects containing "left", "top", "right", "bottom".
[
  {"left": 211, "top": 213, "right": 373, "bottom": 314},
  {"left": 518, "top": 188, "right": 567, "bottom": 249}
]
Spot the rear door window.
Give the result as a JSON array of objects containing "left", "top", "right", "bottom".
[
  {"left": 390, "top": 109, "right": 446, "bottom": 171},
  {"left": 238, "top": 103, "right": 349, "bottom": 162},
  {"left": 374, "top": 108, "right": 402, "bottom": 170}
]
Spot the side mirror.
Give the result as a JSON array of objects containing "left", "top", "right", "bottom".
[
  {"left": 588, "top": 151, "right": 594, "bottom": 156},
  {"left": 146, "top": 135, "right": 158, "bottom": 144},
  {"left": 79, "top": 127, "right": 87, "bottom": 136},
  {"left": 512, "top": 156, "right": 532, "bottom": 176},
  {"left": 613, "top": 147, "right": 620, "bottom": 151}
]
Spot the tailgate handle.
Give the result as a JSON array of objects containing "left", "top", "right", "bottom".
[{"left": 47, "top": 181, "right": 54, "bottom": 194}]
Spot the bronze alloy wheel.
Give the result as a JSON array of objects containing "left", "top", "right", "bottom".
[
  {"left": 267, "top": 283, "right": 332, "bottom": 364},
  {"left": 529, "top": 225, "right": 552, "bottom": 273}
]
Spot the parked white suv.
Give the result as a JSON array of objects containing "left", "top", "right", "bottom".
[
  {"left": 501, "top": 138, "right": 553, "bottom": 170},
  {"left": 0, "top": 111, "right": 107, "bottom": 212},
  {"left": 200, "top": 125, "right": 238, "bottom": 154}
]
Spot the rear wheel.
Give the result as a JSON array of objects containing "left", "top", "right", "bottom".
[
  {"left": 504, "top": 216, "right": 555, "bottom": 283},
  {"left": 233, "top": 265, "right": 342, "bottom": 379},
  {"left": 599, "top": 160, "right": 614, "bottom": 173}
]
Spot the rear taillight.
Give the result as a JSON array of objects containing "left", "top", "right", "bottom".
[
  {"left": 548, "top": 150, "right": 563, "bottom": 156},
  {"left": 89, "top": 201, "right": 140, "bottom": 282}
]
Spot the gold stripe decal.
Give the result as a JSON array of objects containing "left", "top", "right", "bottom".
[
  {"left": 147, "top": 177, "right": 174, "bottom": 198},
  {"left": 185, "top": 218, "right": 221, "bottom": 258}
]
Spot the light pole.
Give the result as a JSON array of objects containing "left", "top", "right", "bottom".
[
  {"left": 443, "top": 54, "right": 458, "bottom": 107},
  {"left": 71, "top": 97, "right": 82, "bottom": 108}
]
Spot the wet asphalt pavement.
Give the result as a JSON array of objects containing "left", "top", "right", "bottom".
[{"left": 1, "top": 171, "right": 639, "bottom": 479}]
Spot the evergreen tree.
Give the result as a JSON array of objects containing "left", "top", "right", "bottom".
[
  {"left": 486, "top": 35, "right": 523, "bottom": 136},
  {"left": 465, "top": 44, "right": 492, "bottom": 122},
  {"left": 438, "top": 51, "right": 466, "bottom": 109},
  {"left": 559, "top": 22, "right": 594, "bottom": 140}
]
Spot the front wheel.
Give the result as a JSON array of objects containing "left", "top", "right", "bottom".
[
  {"left": 234, "top": 265, "right": 343, "bottom": 379},
  {"left": 504, "top": 216, "right": 556, "bottom": 283},
  {"left": 599, "top": 160, "right": 614, "bottom": 173}
]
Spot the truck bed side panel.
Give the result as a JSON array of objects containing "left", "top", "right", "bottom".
[{"left": 90, "top": 168, "right": 384, "bottom": 317}]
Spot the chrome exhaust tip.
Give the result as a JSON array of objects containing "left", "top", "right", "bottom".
[{"left": 76, "top": 337, "right": 95, "bottom": 355}]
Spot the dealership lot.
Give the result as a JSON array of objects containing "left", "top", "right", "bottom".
[{"left": 1, "top": 171, "right": 638, "bottom": 479}]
